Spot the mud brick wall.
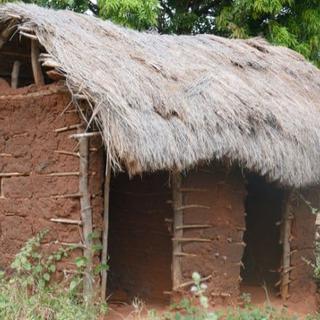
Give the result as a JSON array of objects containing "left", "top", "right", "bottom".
[
  {"left": 0, "top": 84, "right": 104, "bottom": 273},
  {"left": 180, "top": 163, "right": 246, "bottom": 305},
  {"left": 108, "top": 172, "right": 173, "bottom": 303},
  {"left": 289, "top": 188, "right": 317, "bottom": 308}
]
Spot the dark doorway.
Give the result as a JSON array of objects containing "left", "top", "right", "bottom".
[
  {"left": 241, "top": 174, "right": 284, "bottom": 295},
  {"left": 107, "top": 172, "right": 173, "bottom": 304}
]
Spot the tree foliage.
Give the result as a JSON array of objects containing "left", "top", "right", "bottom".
[
  {"left": 158, "top": 0, "right": 319, "bottom": 66},
  {"left": 0, "top": 0, "right": 319, "bottom": 66},
  {"left": 98, "top": 0, "right": 159, "bottom": 30},
  {"left": 216, "top": 0, "right": 320, "bottom": 67}
]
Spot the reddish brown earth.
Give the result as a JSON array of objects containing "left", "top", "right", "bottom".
[{"left": 0, "top": 83, "right": 104, "bottom": 274}]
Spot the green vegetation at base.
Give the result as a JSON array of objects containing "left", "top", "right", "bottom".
[
  {"left": 0, "top": 233, "right": 319, "bottom": 319},
  {"left": 0, "top": 231, "right": 107, "bottom": 320}
]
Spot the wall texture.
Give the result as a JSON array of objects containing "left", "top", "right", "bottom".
[
  {"left": 180, "top": 163, "right": 247, "bottom": 305},
  {"left": 289, "top": 189, "right": 317, "bottom": 309},
  {"left": 0, "top": 84, "right": 104, "bottom": 275}
]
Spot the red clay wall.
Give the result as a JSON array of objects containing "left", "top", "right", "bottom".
[
  {"left": 180, "top": 164, "right": 247, "bottom": 305},
  {"left": 0, "top": 84, "right": 104, "bottom": 274},
  {"left": 289, "top": 188, "right": 317, "bottom": 309}
]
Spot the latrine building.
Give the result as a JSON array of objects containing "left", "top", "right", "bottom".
[{"left": 0, "top": 3, "right": 320, "bottom": 311}]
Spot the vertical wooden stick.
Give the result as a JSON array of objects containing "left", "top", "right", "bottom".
[
  {"left": 172, "top": 172, "right": 183, "bottom": 291},
  {"left": 0, "top": 21, "right": 15, "bottom": 50},
  {"left": 79, "top": 133, "right": 94, "bottom": 303},
  {"left": 11, "top": 60, "right": 21, "bottom": 89},
  {"left": 101, "top": 159, "right": 111, "bottom": 300},
  {"left": 31, "top": 39, "right": 44, "bottom": 86},
  {"left": 281, "top": 190, "right": 293, "bottom": 300}
]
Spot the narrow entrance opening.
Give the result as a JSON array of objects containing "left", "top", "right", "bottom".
[
  {"left": 107, "top": 172, "right": 173, "bottom": 304},
  {"left": 241, "top": 174, "right": 284, "bottom": 299}
]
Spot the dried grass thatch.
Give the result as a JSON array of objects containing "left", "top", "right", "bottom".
[{"left": 1, "top": 3, "right": 320, "bottom": 187}]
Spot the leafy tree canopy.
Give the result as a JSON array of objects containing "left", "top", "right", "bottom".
[
  {"left": 0, "top": 0, "right": 319, "bottom": 66},
  {"left": 158, "top": 0, "right": 319, "bottom": 66}
]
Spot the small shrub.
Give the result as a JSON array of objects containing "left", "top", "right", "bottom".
[{"left": 0, "top": 231, "right": 108, "bottom": 320}]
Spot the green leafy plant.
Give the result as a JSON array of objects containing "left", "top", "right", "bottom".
[
  {"left": 148, "top": 272, "right": 218, "bottom": 320},
  {"left": 10, "top": 230, "right": 69, "bottom": 290},
  {"left": 98, "top": 0, "right": 160, "bottom": 30},
  {"left": 0, "top": 230, "right": 108, "bottom": 319}
]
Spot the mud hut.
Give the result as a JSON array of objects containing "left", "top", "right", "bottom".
[{"left": 1, "top": 3, "right": 320, "bottom": 309}]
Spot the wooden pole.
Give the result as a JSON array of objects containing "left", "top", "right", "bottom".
[
  {"left": 78, "top": 133, "right": 94, "bottom": 303},
  {"left": 0, "top": 21, "right": 15, "bottom": 50},
  {"left": 101, "top": 159, "right": 111, "bottom": 300},
  {"left": 31, "top": 39, "right": 44, "bottom": 86},
  {"left": 11, "top": 60, "right": 21, "bottom": 89},
  {"left": 172, "top": 172, "right": 183, "bottom": 291},
  {"left": 281, "top": 190, "right": 293, "bottom": 300}
]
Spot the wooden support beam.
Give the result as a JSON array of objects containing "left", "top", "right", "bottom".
[
  {"left": 101, "top": 159, "right": 111, "bottom": 300},
  {"left": 174, "top": 252, "right": 197, "bottom": 257},
  {"left": 172, "top": 172, "right": 183, "bottom": 291},
  {"left": 50, "top": 218, "right": 82, "bottom": 225},
  {"left": 172, "top": 237, "right": 212, "bottom": 242},
  {"left": 51, "top": 192, "right": 82, "bottom": 199},
  {"left": 20, "top": 31, "right": 38, "bottom": 40},
  {"left": 180, "top": 188, "right": 208, "bottom": 193},
  {"left": 70, "top": 132, "right": 100, "bottom": 139},
  {"left": 0, "top": 86, "right": 67, "bottom": 100},
  {"left": 0, "top": 172, "right": 28, "bottom": 177},
  {"left": 281, "top": 191, "right": 294, "bottom": 300},
  {"left": 176, "top": 275, "right": 212, "bottom": 290},
  {"left": 0, "top": 21, "right": 16, "bottom": 50},
  {"left": 175, "top": 224, "right": 212, "bottom": 230},
  {"left": 31, "top": 39, "right": 44, "bottom": 86},
  {"left": 175, "top": 204, "right": 210, "bottom": 211},
  {"left": 54, "top": 124, "right": 82, "bottom": 133},
  {"left": 54, "top": 150, "right": 80, "bottom": 158},
  {"left": 11, "top": 60, "right": 21, "bottom": 89},
  {"left": 46, "top": 172, "right": 80, "bottom": 177},
  {"left": 46, "top": 69, "right": 65, "bottom": 81},
  {"left": 78, "top": 132, "right": 94, "bottom": 303}
]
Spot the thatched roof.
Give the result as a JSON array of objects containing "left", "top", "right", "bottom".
[{"left": 1, "top": 4, "right": 320, "bottom": 187}]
